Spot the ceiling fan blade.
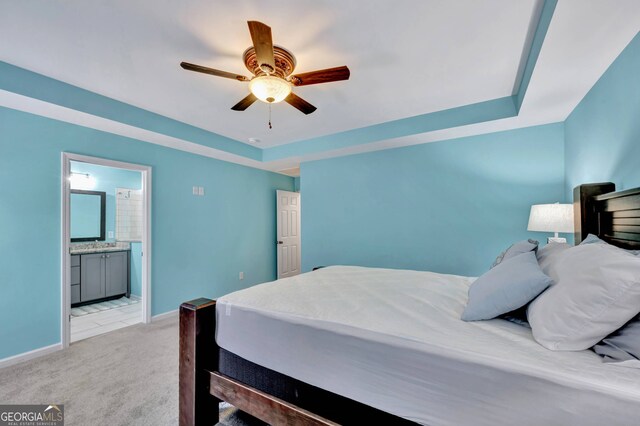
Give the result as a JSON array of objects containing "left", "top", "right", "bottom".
[
  {"left": 285, "top": 93, "right": 317, "bottom": 115},
  {"left": 231, "top": 93, "right": 258, "bottom": 111},
  {"left": 247, "top": 21, "right": 276, "bottom": 74},
  {"left": 290, "top": 66, "right": 350, "bottom": 86},
  {"left": 180, "top": 62, "right": 249, "bottom": 81}
]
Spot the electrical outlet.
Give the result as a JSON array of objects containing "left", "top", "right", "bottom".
[
  {"left": 239, "top": 272, "right": 244, "bottom": 280},
  {"left": 108, "top": 231, "right": 114, "bottom": 239}
]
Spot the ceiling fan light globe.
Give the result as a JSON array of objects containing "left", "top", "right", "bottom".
[{"left": 249, "top": 75, "right": 292, "bottom": 104}]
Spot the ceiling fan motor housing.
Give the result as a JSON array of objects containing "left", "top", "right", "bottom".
[{"left": 243, "top": 45, "right": 297, "bottom": 79}]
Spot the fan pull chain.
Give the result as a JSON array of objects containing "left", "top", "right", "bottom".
[{"left": 268, "top": 103, "right": 273, "bottom": 129}]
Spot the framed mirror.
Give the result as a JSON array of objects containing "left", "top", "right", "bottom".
[{"left": 70, "top": 190, "right": 106, "bottom": 242}]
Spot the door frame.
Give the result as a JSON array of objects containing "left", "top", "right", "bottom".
[{"left": 61, "top": 152, "right": 152, "bottom": 348}]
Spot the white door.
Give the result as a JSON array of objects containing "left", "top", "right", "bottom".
[{"left": 277, "top": 190, "right": 301, "bottom": 279}]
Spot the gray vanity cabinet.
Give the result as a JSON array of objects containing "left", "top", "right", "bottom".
[
  {"left": 80, "top": 253, "right": 107, "bottom": 302},
  {"left": 75, "top": 250, "right": 130, "bottom": 305},
  {"left": 105, "top": 251, "right": 128, "bottom": 297}
]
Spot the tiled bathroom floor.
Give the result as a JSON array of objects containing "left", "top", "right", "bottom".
[{"left": 71, "top": 302, "right": 142, "bottom": 343}]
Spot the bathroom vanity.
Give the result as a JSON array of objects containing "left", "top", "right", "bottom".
[
  {"left": 70, "top": 243, "right": 131, "bottom": 306},
  {"left": 69, "top": 188, "right": 134, "bottom": 306}
]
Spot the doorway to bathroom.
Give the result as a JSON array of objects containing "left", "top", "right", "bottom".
[{"left": 61, "top": 153, "right": 152, "bottom": 347}]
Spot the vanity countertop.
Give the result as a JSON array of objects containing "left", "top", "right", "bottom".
[{"left": 70, "top": 242, "right": 131, "bottom": 255}]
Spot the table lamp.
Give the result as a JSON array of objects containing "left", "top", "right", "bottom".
[{"left": 527, "top": 203, "right": 574, "bottom": 243}]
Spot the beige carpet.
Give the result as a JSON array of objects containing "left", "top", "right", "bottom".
[{"left": 0, "top": 316, "right": 262, "bottom": 426}]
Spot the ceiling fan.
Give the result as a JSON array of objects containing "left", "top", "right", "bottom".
[{"left": 180, "top": 21, "right": 350, "bottom": 116}]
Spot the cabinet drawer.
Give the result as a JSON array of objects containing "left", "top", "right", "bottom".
[
  {"left": 70, "top": 266, "right": 80, "bottom": 285},
  {"left": 71, "top": 285, "right": 80, "bottom": 304},
  {"left": 70, "top": 255, "right": 80, "bottom": 267}
]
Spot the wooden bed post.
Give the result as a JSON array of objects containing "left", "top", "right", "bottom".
[{"left": 179, "top": 298, "right": 219, "bottom": 426}]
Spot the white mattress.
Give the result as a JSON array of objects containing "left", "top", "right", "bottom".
[{"left": 216, "top": 266, "right": 640, "bottom": 426}]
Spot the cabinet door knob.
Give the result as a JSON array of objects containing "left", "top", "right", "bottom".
[{"left": 106, "top": 254, "right": 110, "bottom": 258}]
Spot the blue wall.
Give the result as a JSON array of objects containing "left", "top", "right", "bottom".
[
  {"left": 130, "top": 242, "right": 143, "bottom": 297},
  {"left": 0, "top": 106, "right": 293, "bottom": 360},
  {"left": 70, "top": 161, "right": 144, "bottom": 296},
  {"left": 565, "top": 32, "right": 640, "bottom": 194},
  {"left": 301, "top": 123, "right": 565, "bottom": 276}
]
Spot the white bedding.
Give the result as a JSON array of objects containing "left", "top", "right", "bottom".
[{"left": 216, "top": 266, "right": 640, "bottom": 425}]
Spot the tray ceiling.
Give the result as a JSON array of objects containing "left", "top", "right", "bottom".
[
  {"left": 0, "top": 0, "right": 539, "bottom": 147},
  {"left": 1, "top": 0, "right": 639, "bottom": 173}
]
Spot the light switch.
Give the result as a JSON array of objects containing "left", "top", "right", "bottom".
[
  {"left": 108, "top": 231, "right": 114, "bottom": 239},
  {"left": 239, "top": 272, "right": 244, "bottom": 280},
  {"left": 198, "top": 186, "right": 205, "bottom": 196},
  {"left": 192, "top": 186, "right": 198, "bottom": 195}
]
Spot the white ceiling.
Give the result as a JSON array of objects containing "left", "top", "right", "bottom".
[
  {"left": 1, "top": 0, "right": 639, "bottom": 173},
  {"left": 0, "top": 0, "right": 540, "bottom": 147}
]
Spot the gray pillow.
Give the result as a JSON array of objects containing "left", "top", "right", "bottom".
[
  {"left": 492, "top": 239, "right": 539, "bottom": 268},
  {"left": 463, "top": 251, "right": 553, "bottom": 321},
  {"left": 535, "top": 241, "right": 570, "bottom": 276},
  {"left": 580, "top": 233, "right": 640, "bottom": 255},
  {"left": 580, "top": 233, "right": 604, "bottom": 245},
  {"left": 593, "top": 314, "right": 640, "bottom": 366},
  {"left": 528, "top": 243, "right": 640, "bottom": 350}
]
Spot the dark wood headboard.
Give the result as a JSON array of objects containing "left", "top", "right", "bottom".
[{"left": 574, "top": 183, "right": 640, "bottom": 249}]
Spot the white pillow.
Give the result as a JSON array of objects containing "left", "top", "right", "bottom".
[{"left": 528, "top": 243, "right": 640, "bottom": 351}]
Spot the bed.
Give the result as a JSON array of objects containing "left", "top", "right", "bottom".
[{"left": 179, "top": 182, "right": 640, "bottom": 425}]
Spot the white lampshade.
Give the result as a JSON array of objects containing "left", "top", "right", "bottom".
[
  {"left": 527, "top": 204, "right": 574, "bottom": 234},
  {"left": 249, "top": 75, "right": 292, "bottom": 103}
]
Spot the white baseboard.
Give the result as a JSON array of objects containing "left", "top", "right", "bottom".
[
  {"left": 151, "top": 309, "right": 178, "bottom": 322},
  {"left": 0, "top": 343, "right": 63, "bottom": 370},
  {"left": 129, "top": 294, "right": 142, "bottom": 301}
]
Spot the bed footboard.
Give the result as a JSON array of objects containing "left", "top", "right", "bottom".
[
  {"left": 179, "top": 297, "right": 412, "bottom": 425},
  {"left": 179, "top": 298, "right": 219, "bottom": 425},
  {"left": 210, "top": 372, "right": 338, "bottom": 425}
]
